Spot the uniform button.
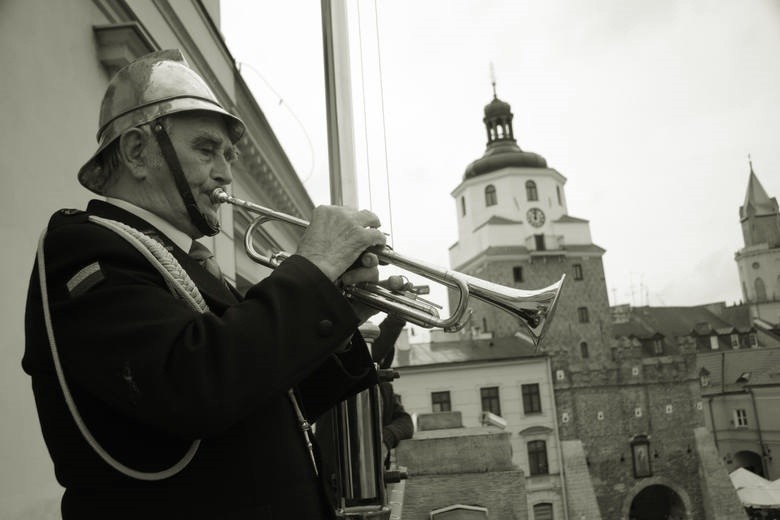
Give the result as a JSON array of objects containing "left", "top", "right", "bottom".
[{"left": 317, "top": 319, "right": 334, "bottom": 337}]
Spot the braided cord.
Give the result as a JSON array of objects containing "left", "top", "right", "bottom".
[{"left": 37, "top": 217, "right": 209, "bottom": 481}]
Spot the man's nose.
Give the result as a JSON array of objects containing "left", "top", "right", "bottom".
[{"left": 213, "top": 155, "right": 233, "bottom": 185}]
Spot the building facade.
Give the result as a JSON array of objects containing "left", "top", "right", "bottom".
[
  {"left": 1, "top": 1, "right": 311, "bottom": 515},
  {"left": 394, "top": 336, "right": 568, "bottom": 520},
  {"left": 699, "top": 347, "right": 780, "bottom": 482}
]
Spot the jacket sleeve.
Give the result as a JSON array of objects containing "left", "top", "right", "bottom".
[
  {"left": 381, "top": 384, "right": 414, "bottom": 449},
  {"left": 29, "top": 216, "right": 368, "bottom": 438}
]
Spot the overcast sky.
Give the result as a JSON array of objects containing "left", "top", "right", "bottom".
[{"left": 221, "top": 0, "right": 780, "bottom": 317}]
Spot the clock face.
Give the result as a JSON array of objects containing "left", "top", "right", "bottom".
[{"left": 527, "top": 208, "right": 545, "bottom": 227}]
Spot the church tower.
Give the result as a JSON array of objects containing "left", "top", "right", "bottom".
[
  {"left": 735, "top": 160, "right": 780, "bottom": 324},
  {"left": 448, "top": 86, "right": 612, "bottom": 365}
]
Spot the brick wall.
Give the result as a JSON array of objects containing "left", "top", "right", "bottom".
[{"left": 396, "top": 428, "right": 527, "bottom": 519}]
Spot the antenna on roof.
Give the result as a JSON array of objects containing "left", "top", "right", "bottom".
[{"left": 489, "top": 61, "right": 497, "bottom": 98}]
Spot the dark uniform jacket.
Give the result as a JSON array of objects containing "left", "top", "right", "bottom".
[{"left": 23, "top": 200, "right": 377, "bottom": 519}]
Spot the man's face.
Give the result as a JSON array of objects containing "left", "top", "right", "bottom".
[{"left": 144, "top": 111, "right": 238, "bottom": 237}]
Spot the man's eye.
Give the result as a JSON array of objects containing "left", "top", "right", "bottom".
[{"left": 198, "top": 148, "right": 215, "bottom": 156}]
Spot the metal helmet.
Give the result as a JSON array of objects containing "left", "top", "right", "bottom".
[{"left": 78, "top": 49, "right": 245, "bottom": 194}]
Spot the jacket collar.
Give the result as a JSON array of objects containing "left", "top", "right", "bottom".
[{"left": 87, "top": 199, "right": 239, "bottom": 309}]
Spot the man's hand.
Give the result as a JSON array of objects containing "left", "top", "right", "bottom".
[{"left": 297, "top": 206, "right": 386, "bottom": 282}]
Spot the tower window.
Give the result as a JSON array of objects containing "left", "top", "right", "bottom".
[
  {"left": 755, "top": 277, "right": 767, "bottom": 301},
  {"left": 480, "top": 386, "right": 501, "bottom": 416},
  {"left": 533, "top": 503, "right": 553, "bottom": 520},
  {"left": 513, "top": 266, "right": 524, "bottom": 282},
  {"left": 522, "top": 383, "right": 542, "bottom": 414},
  {"left": 460, "top": 196, "right": 466, "bottom": 216},
  {"left": 527, "top": 440, "right": 548, "bottom": 475},
  {"left": 580, "top": 341, "right": 589, "bottom": 358},
  {"left": 577, "top": 307, "right": 590, "bottom": 323},
  {"left": 485, "top": 184, "right": 497, "bottom": 206},
  {"left": 556, "top": 186, "right": 562, "bottom": 205},
  {"left": 573, "top": 263, "right": 583, "bottom": 280},
  {"left": 431, "top": 391, "right": 451, "bottom": 412},
  {"left": 526, "top": 180, "right": 538, "bottom": 201},
  {"left": 534, "top": 234, "right": 546, "bottom": 251}
]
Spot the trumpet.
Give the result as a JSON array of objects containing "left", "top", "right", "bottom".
[{"left": 212, "top": 189, "right": 565, "bottom": 346}]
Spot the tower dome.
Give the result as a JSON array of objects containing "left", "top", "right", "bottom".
[{"left": 464, "top": 92, "right": 547, "bottom": 180}]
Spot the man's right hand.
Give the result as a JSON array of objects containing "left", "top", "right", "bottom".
[{"left": 296, "top": 205, "right": 387, "bottom": 283}]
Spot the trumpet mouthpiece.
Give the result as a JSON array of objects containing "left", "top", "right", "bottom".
[{"left": 211, "top": 188, "right": 229, "bottom": 204}]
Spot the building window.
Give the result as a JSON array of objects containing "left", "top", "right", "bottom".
[
  {"left": 580, "top": 341, "right": 589, "bottom": 358},
  {"left": 480, "top": 387, "right": 501, "bottom": 416},
  {"left": 573, "top": 263, "right": 583, "bottom": 280},
  {"left": 749, "top": 333, "right": 758, "bottom": 348},
  {"left": 556, "top": 185, "right": 562, "bottom": 205},
  {"left": 533, "top": 502, "right": 554, "bottom": 520},
  {"left": 534, "top": 234, "right": 546, "bottom": 251},
  {"left": 522, "top": 383, "right": 542, "bottom": 414},
  {"left": 731, "top": 334, "right": 740, "bottom": 349},
  {"left": 485, "top": 184, "right": 497, "bottom": 206},
  {"left": 526, "top": 180, "right": 538, "bottom": 201},
  {"left": 734, "top": 408, "right": 748, "bottom": 427},
  {"left": 528, "top": 440, "right": 549, "bottom": 475},
  {"left": 652, "top": 339, "right": 664, "bottom": 355},
  {"left": 431, "top": 391, "right": 451, "bottom": 412},
  {"left": 611, "top": 347, "right": 618, "bottom": 362},
  {"left": 513, "top": 266, "right": 524, "bottom": 283},
  {"left": 709, "top": 336, "right": 719, "bottom": 350},
  {"left": 755, "top": 277, "right": 767, "bottom": 301},
  {"left": 460, "top": 196, "right": 466, "bottom": 216},
  {"left": 577, "top": 307, "right": 590, "bottom": 323}
]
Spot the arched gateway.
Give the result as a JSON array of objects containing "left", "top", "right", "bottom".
[{"left": 622, "top": 477, "right": 693, "bottom": 520}]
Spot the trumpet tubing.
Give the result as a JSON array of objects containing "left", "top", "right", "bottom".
[{"left": 212, "top": 189, "right": 565, "bottom": 346}]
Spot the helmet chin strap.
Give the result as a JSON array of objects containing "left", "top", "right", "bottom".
[{"left": 152, "top": 121, "right": 219, "bottom": 237}]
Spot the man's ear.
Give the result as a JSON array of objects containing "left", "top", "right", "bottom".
[{"left": 118, "top": 128, "right": 149, "bottom": 180}]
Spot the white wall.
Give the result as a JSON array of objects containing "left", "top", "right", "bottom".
[{"left": 394, "top": 359, "right": 560, "bottom": 474}]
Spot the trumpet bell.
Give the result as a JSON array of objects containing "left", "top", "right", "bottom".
[{"left": 462, "top": 273, "right": 565, "bottom": 346}]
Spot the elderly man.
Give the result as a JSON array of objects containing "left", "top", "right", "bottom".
[{"left": 23, "top": 49, "right": 386, "bottom": 519}]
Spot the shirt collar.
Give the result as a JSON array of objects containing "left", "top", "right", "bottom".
[{"left": 105, "top": 197, "right": 193, "bottom": 252}]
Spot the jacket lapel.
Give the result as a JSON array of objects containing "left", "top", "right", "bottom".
[{"left": 87, "top": 200, "right": 239, "bottom": 309}]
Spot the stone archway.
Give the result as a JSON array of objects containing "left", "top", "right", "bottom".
[
  {"left": 622, "top": 477, "right": 693, "bottom": 520},
  {"left": 734, "top": 450, "right": 765, "bottom": 477}
]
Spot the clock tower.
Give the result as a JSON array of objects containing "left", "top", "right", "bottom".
[{"left": 449, "top": 88, "right": 612, "bottom": 364}]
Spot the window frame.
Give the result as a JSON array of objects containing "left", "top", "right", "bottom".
[
  {"left": 734, "top": 408, "right": 748, "bottom": 428},
  {"left": 480, "top": 386, "right": 502, "bottom": 417},
  {"left": 573, "top": 263, "right": 583, "bottom": 280},
  {"left": 522, "top": 383, "right": 542, "bottom": 414},
  {"left": 526, "top": 180, "right": 538, "bottom": 201},
  {"left": 485, "top": 184, "right": 497, "bottom": 207},
  {"left": 527, "top": 439, "right": 549, "bottom": 475},
  {"left": 577, "top": 306, "right": 590, "bottom": 323},
  {"left": 431, "top": 391, "right": 452, "bottom": 412}
]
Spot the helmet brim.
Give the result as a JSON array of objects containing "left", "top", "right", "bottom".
[{"left": 78, "top": 99, "right": 245, "bottom": 195}]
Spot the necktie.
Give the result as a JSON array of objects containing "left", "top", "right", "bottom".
[{"left": 188, "top": 241, "right": 224, "bottom": 281}]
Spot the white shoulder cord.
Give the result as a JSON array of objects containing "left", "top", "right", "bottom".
[{"left": 36, "top": 216, "right": 205, "bottom": 481}]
